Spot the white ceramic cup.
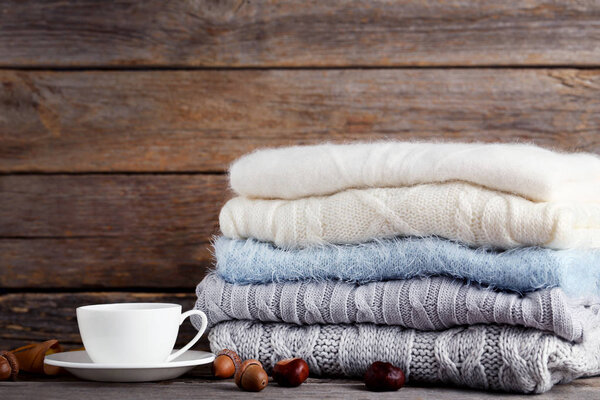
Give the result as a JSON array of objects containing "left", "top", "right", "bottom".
[{"left": 76, "top": 303, "right": 208, "bottom": 364}]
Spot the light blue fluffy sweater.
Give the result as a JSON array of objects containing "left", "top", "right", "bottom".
[{"left": 214, "top": 236, "right": 600, "bottom": 297}]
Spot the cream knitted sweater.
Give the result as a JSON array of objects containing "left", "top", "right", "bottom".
[
  {"left": 220, "top": 181, "right": 600, "bottom": 249},
  {"left": 230, "top": 142, "right": 600, "bottom": 202}
]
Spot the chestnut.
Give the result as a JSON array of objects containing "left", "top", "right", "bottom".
[
  {"left": 364, "top": 361, "right": 405, "bottom": 391},
  {"left": 273, "top": 358, "right": 309, "bottom": 387},
  {"left": 0, "top": 351, "right": 19, "bottom": 381},
  {"left": 235, "top": 359, "right": 268, "bottom": 392},
  {"left": 212, "top": 349, "right": 241, "bottom": 379}
]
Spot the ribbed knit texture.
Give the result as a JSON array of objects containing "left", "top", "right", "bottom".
[
  {"left": 214, "top": 237, "right": 600, "bottom": 297},
  {"left": 195, "top": 273, "right": 600, "bottom": 342},
  {"left": 209, "top": 320, "right": 600, "bottom": 393},
  {"left": 230, "top": 141, "right": 600, "bottom": 202},
  {"left": 220, "top": 182, "right": 600, "bottom": 250}
]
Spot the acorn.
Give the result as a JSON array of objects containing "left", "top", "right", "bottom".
[
  {"left": 212, "top": 349, "right": 242, "bottom": 379},
  {"left": 235, "top": 359, "right": 268, "bottom": 392},
  {"left": 0, "top": 351, "right": 19, "bottom": 381}
]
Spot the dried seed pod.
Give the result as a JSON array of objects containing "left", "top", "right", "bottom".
[
  {"left": 235, "top": 359, "right": 268, "bottom": 392},
  {"left": 11, "top": 339, "right": 63, "bottom": 375},
  {"left": 212, "top": 349, "right": 242, "bottom": 379}
]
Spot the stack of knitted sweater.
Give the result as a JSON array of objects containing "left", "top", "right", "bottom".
[{"left": 193, "top": 142, "right": 600, "bottom": 393}]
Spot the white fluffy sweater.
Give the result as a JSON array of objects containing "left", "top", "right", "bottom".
[
  {"left": 220, "top": 181, "right": 600, "bottom": 250},
  {"left": 229, "top": 142, "right": 600, "bottom": 202}
]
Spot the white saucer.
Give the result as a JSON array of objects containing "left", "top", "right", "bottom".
[{"left": 44, "top": 350, "right": 215, "bottom": 382}]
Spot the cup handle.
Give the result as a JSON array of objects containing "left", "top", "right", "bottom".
[{"left": 167, "top": 309, "right": 208, "bottom": 362}]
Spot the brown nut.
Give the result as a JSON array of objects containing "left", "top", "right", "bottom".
[
  {"left": 235, "top": 359, "right": 268, "bottom": 392},
  {"left": 0, "top": 351, "right": 19, "bottom": 381},
  {"left": 273, "top": 358, "right": 309, "bottom": 387},
  {"left": 0, "top": 357, "right": 11, "bottom": 380},
  {"left": 364, "top": 361, "right": 405, "bottom": 391},
  {"left": 212, "top": 349, "right": 242, "bottom": 379}
]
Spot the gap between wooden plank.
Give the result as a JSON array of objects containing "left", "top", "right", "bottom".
[
  {"left": 0, "top": 171, "right": 228, "bottom": 176},
  {"left": 2, "top": 65, "right": 600, "bottom": 71},
  {"left": 0, "top": 288, "right": 200, "bottom": 296},
  {"left": 0, "top": 287, "right": 199, "bottom": 294}
]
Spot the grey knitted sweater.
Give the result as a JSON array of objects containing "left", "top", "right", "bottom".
[
  {"left": 209, "top": 320, "right": 600, "bottom": 393},
  {"left": 194, "top": 273, "right": 599, "bottom": 342}
]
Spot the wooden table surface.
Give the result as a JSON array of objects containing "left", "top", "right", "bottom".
[{"left": 2, "top": 366, "right": 600, "bottom": 400}]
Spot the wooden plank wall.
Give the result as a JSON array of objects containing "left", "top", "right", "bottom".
[{"left": 1, "top": 0, "right": 600, "bottom": 350}]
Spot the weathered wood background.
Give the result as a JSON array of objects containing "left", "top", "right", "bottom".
[{"left": 1, "top": 0, "right": 600, "bottom": 351}]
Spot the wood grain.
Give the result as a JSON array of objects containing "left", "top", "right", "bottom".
[
  {"left": 0, "top": 174, "right": 226, "bottom": 288},
  {"left": 0, "top": 174, "right": 226, "bottom": 238},
  {"left": 0, "top": 238, "right": 212, "bottom": 289},
  {"left": 2, "top": 69, "right": 600, "bottom": 173},
  {"left": 2, "top": 376, "right": 600, "bottom": 399},
  {"left": 3, "top": 0, "right": 600, "bottom": 67},
  {"left": 0, "top": 292, "right": 199, "bottom": 346}
]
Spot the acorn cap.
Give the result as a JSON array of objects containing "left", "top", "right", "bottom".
[{"left": 218, "top": 349, "right": 242, "bottom": 369}]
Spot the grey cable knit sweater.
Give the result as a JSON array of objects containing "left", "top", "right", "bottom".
[
  {"left": 195, "top": 273, "right": 599, "bottom": 342},
  {"left": 209, "top": 320, "right": 600, "bottom": 393}
]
